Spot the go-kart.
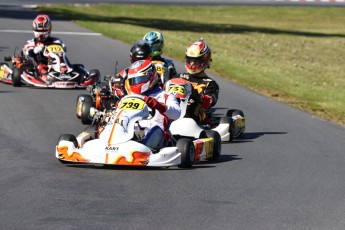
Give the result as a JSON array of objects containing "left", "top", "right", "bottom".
[
  {"left": 0, "top": 44, "right": 100, "bottom": 88},
  {"left": 165, "top": 78, "right": 245, "bottom": 142},
  {"left": 57, "top": 94, "right": 195, "bottom": 168}
]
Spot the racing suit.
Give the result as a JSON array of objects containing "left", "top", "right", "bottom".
[
  {"left": 138, "top": 86, "right": 181, "bottom": 150},
  {"left": 151, "top": 55, "right": 177, "bottom": 85},
  {"left": 178, "top": 72, "right": 219, "bottom": 125},
  {"left": 23, "top": 37, "right": 66, "bottom": 76}
]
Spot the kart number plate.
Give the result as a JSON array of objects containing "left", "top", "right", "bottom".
[
  {"left": 0, "top": 66, "right": 4, "bottom": 79},
  {"left": 152, "top": 61, "right": 165, "bottom": 76},
  {"left": 46, "top": 45, "right": 64, "bottom": 53},
  {"left": 119, "top": 98, "right": 145, "bottom": 110},
  {"left": 166, "top": 85, "right": 186, "bottom": 95}
]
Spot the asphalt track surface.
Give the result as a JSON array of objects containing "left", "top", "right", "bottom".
[{"left": 0, "top": 3, "right": 345, "bottom": 230}]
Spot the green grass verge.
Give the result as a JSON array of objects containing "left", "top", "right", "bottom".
[{"left": 39, "top": 4, "right": 345, "bottom": 126}]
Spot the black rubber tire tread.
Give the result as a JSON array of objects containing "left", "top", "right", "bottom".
[
  {"left": 81, "top": 95, "right": 94, "bottom": 125},
  {"left": 12, "top": 68, "right": 22, "bottom": 87},
  {"left": 76, "top": 94, "right": 90, "bottom": 119},
  {"left": 177, "top": 138, "right": 194, "bottom": 168},
  {"left": 57, "top": 134, "right": 78, "bottom": 148}
]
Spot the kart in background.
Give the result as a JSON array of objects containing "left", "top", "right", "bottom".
[{"left": 0, "top": 44, "right": 100, "bottom": 88}]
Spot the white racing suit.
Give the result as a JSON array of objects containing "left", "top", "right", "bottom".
[
  {"left": 137, "top": 87, "right": 181, "bottom": 150},
  {"left": 23, "top": 37, "right": 66, "bottom": 62}
]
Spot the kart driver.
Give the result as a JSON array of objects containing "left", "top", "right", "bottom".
[
  {"left": 126, "top": 59, "right": 181, "bottom": 150},
  {"left": 23, "top": 14, "right": 66, "bottom": 80},
  {"left": 177, "top": 38, "right": 219, "bottom": 125},
  {"left": 143, "top": 31, "right": 177, "bottom": 83},
  {"left": 107, "top": 40, "right": 153, "bottom": 99}
]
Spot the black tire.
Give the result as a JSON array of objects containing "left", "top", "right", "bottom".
[
  {"left": 81, "top": 95, "right": 94, "bottom": 125},
  {"left": 84, "top": 125, "right": 98, "bottom": 140},
  {"left": 76, "top": 94, "right": 90, "bottom": 119},
  {"left": 88, "top": 69, "right": 101, "bottom": 83},
  {"left": 12, "top": 68, "right": 22, "bottom": 87},
  {"left": 57, "top": 134, "right": 78, "bottom": 148},
  {"left": 225, "top": 109, "right": 245, "bottom": 139},
  {"left": 205, "top": 130, "right": 222, "bottom": 160},
  {"left": 177, "top": 138, "right": 194, "bottom": 168}
]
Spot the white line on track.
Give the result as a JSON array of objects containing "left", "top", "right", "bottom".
[{"left": 0, "top": 29, "right": 102, "bottom": 36}]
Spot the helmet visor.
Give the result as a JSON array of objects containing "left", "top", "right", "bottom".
[
  {"left": 128, "top": 74, "right": 151, "bottom": 85},
  {"left": 185, "top": 56, "right": 205, "bottom": 66},
  {"left": 34, "top": 31, "right": 50, "bottom": 40}
]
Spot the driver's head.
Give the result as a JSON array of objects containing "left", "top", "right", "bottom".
[
  {"left": 33, "top": 14, "right": 52, "bottom": 42},
  {"left": 127, "top": 59, "right": 159, "bottom": 94}
]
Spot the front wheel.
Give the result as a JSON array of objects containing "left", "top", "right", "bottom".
[
  {"left": 57, "top": 134, "right": 78, "bottom": 148},
  {"left": 177, "top": 138, "right": 194, "bottom": 168},
  {"left": 57, "top": 134, "right": 78, "bottom": 164},
  {"left": 12, "top": 68, "right": 22, "bottom": 87}
]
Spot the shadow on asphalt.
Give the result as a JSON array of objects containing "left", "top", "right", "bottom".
[{"left": 58, "top": 154, "right": 241, "bottom": 171}]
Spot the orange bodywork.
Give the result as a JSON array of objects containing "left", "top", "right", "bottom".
[
  {"left": 109, "top": 151, "right": 150, "bottom": 166},
  {"left": 56, "top": 146, "right": 89, "bottom": 162}
]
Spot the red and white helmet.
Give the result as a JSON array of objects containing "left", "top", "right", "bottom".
[
  {"left": 185, "top": 38, "right": 212, "bottom": 74},
  {"left": 127, "top": 60, "right": 159, "bottom": 94},
  {"left": 33, "top": 14, "right": 52, "bottom": 41}
]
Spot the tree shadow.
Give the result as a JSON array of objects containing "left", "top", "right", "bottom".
[
  {"left": 38, "top": 8, "right": 345, "bottom": 38},
  {"left": 1, "top": 5, "right": 342, "bottom": 38},
  {"left": 0, "top": 6, "right": 38, "bottom": 19}
]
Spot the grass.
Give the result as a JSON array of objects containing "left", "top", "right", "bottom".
[{"left": 39, "top": 4, "right": 345, "bottom": 126}]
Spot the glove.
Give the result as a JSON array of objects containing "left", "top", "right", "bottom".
[
  {"left": 34, "top": 44, "right": 44, "bottom": 54},
  {"left": 144, "top": 96, "right": 167, "bottom": 114},
  {"left": 201, "top": 94, "right": 212, "bottom": 109},
  {"left": 113, "top": 88, "right": 126, "bottom": 99}
]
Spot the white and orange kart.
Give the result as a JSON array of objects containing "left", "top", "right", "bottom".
[
  {"left": 1, "top": 44, "right": 100, "bottom": 88},
  {"left": 165, "top": 78, "right": 245, "bottom": 142},
  {"left": 165, "top": 78, "right": 222, "bottom": 162},
  {"left": 56, "top": 94, "right": 195, "bottom": 168}
]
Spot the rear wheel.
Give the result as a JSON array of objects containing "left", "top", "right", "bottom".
[
  {"left": 205, "top": 130, "right": 221, "bottom": 160},
  {"left": 89, "top": 69, "right": 100, "bottom": 81},
  {"left": 80, "top": 95, "right": 94, "bottom": 125},
  {"left": 226, "top": 109, "right": 245, "bottom": 139},
  {"left": 12, "top": 68, "right": 22, "bottom": 87},
  {"left": 177, "top": 138, "right": 194, "bottom": 168},
  {"left": 76, "top": 94, "right": 90, "bottom": 119}
]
